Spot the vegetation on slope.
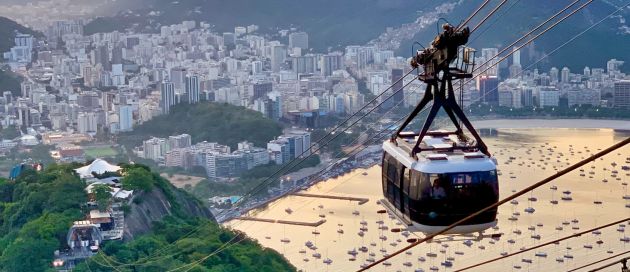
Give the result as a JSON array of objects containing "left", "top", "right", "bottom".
[
  {"left": 73, "top": 216, "right": 295, "bottom": 272},
  {"left": 0, "top": 162, "right": 294, "bottom": 272},
  {"left": 84, "top": 0, "right": 442, "bottom": 50},
  {"left": 0, "top": 16, "right": 42, "bottom": 53},
  {"left": 119, "top": 102, "right": 283, "bottom": 150},
  {"left": 0, "top": 67, "right": 24, "bottom": 97}
]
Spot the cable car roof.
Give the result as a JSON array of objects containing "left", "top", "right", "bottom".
[{"left": 383, "top": 139, "right": 497, "bottom": 174}]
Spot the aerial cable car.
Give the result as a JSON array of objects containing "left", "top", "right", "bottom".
[{"left": 381, "top": 23, "right": 499, "bottom": 234}]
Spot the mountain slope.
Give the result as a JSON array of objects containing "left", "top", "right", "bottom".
[
  {"left": 403, "top": 0, "right": 630, "bottom": 71},
  {"left": 85, "top": 0, "right": 444, "bottom": 50},
  {"left": 0, "top": 16, "right": 41, "bottom": 53},
  {"left": 84, "top": 0, "right": 629, "bottom": 70},
  {"left": 119, "top": 102, "right": 283, "bottom": 150}
]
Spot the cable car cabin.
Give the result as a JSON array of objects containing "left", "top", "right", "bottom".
[{"left": 381, "top": 132, "right": 499, "bottom": 234}]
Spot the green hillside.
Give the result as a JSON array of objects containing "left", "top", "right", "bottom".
[
  {"left": 119, "top": 102, "right": 283, "bottom": 150},
  {"left": 0, "top": 163, "right": 294, "bottom": 271},
  {"left": 0, "top": 16, "right": 41, "bottom": 53}
]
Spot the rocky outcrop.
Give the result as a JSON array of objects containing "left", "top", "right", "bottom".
[{"left": 123, "top": 185, "right": 214, "bottom": 240}]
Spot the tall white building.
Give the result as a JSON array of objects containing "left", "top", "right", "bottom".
[
  {"left": 539, "top": 87, "right": 559, "bottom": 107},
  {"left": 143, "top": 137, "right": 167, "bottom": 161},
  {"left": 118, "top": 105, "right": 133, "bottom": 132},
  {"left": 251, "top": 60, "right": 263, "bottom": 75},
  {"left": 561, "top": 67, "right": 570, "bottom": 83},
  {"left": 271, "top": 45, "right": 286, "bottom": 73},
  {"left": 185, "top": 74, "right": 200, "bottom": 104},
  {"left": 77, "top": 112, "right": 97, "bottom": 134},
  {"left": 161, "top": 80, "right": 176, "bottom": 114},
  {"left": 288, "top": 32, "right": 309, "bottom": 50}
]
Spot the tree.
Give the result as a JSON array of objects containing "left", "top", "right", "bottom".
[
  {"left": 122, "top": 168, "right": 154, "bottom": 191},
  {"left": 0, "top": 237, "right": 57, "bottom": 271},
  {"left": 92, "top": 184, "right": 113, "bottom": 211},
  {"left": 0, "top": 125, "right": 21, "bottom": 140}
]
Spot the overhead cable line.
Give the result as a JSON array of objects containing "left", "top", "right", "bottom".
[
  {"left": 98, "top": 82, "right": 420, "bottom": 269},
  {"left": 456, "top": 0, "right": 492, "bottom": 31},
  {"left": 467, "top": 0, "right": 521, "bottom": 45},
  {"left": 568, "top": 250, "right": 630, "bottom": 272},
  {"left": 470, "top": 0, "right": 510, "bottom": 33},
  {"left": 587, "top": 257, "right": 630, "bottom": 272},
  {"left": 470, "top": 0, "right": 582, "bottom": 77},
  {"left": 454, "top": 217, "right": 630, "bottom": 271}
]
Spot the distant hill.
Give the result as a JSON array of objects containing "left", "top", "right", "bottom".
[
  {"left": 85, "top": 0, "right": 628, "bottom": 71},
  {"left": 0, "top": 16, "right": 41, "bottom": 53},
  {"left": 119, "top": 102, "right": 283, "bottom": 150},
  {"left": 403, "top": 0, "right": 630, "bottom": 72},
  {"left": 84, "top": 0, "right": 443, "bottom": 50}
]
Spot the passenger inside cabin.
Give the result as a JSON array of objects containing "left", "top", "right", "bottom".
[{"left": 432, "top": 178, "right": 447, "bottom": 199}]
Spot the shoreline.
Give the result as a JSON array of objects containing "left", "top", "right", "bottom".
[{"left": 470, "top": 119, "right": 630, "bottom": 130}]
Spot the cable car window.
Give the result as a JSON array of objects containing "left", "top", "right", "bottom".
[
  {"left": 410, "top": 170, "right": 420, "bottom": 200},
  {"left": 418, "top": 173, "right": 432, "bottom": 200},
  {"left": 429, "top": 174, "right": 447, "bottom": 199},
  {"left": 403, "top": 168, "right": 410, "bottom": 194},
  {"left": 391, "top": 161, "right": 401, "bottom": 187},
  {"left": 382, "top": 154, "right": 389, "bottom": 178}
]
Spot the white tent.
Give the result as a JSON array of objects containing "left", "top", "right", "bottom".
[{"left": 75, "top": 159, "right": 121, "bottom": 179}]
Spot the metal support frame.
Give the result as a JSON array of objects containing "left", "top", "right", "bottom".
[{"left": 392, "top": 69, "right": 489, "bottom": 157}]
